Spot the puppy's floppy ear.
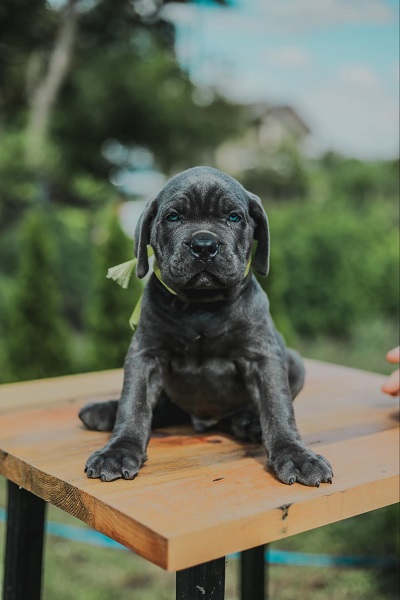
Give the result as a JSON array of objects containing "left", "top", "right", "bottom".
[
  {"left": 247, "top": 191, "right": 270, "bottom": 276},
  {"left": 134, "top": 198, "right": 158, "bottom": 278}
]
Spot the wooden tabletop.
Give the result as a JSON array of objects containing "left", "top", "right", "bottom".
[{"left": 0, "top": 360, "right": 398, "bottom": 572}]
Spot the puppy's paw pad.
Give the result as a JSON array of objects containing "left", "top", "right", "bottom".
[
  {"left": 268, "top": 444, "right": 333, "bottom": 487},
  {"left": 84, "top": 445, "right": 143, "bottom": 481}
]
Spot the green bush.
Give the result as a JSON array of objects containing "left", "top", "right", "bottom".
[
  {"left": 320, "top": 153, "right": 399, "bottom": 206},
  {"left": 88, "top": 207, "right": 143, "bottom": 371},
  {"left": 7, "top": 209, "right": 73, "bottom": 381},
  {"left": 261, "top": 197, "right": 399, "bottom": 339},
  {"left": 54, "top": 207, "right": 93, "bottom": 329}
]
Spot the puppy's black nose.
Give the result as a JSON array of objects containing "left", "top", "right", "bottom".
[{"left": 190, "top": 234, "right": 220, "bottom": 259}]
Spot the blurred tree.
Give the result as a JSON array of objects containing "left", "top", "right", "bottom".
[
  {"left": 0, "top": 0, "right": 242, "bottom": 360},
  {"left": 0, "top": 0, "right": 240, "bottom": 192},
  {"left": 25, "top": 0, "right": 78, "bottom": 167},
  {"left": 241, "top": 145, "right": 309, "bottom": 201},
  {"left": 7, "top": 210, "right": 73, "bottom": 380},
  {"left": 261, "top": 197, "right": 399, "bottom": 339},
  {"left": 320, "top": 152, "right": 400, "bottom": 206},
  {"left": 0, "top": 131, "right": 37, "bottom": 234},
  {"left": 1, "top": 0, "right": 397, "bottom": 387},
  {"left": 88, "top": 207, "right": 143, "bottom": 370},
  {"left": 54, "top": 207, "right": 94, "bottom": 329},
  {"left": 53, "top": 36, "right": 241, "bottom": 178}
]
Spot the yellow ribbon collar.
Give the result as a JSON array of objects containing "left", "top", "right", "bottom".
[{"left": 107, "top": 248, "right": 252, "bottom": 332}]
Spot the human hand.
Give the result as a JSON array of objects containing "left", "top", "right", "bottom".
[{"left": 381, "top": 346, "right": 400, "bottom": 396}]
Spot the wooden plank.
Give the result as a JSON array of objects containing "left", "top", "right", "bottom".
[
  {"left": 166, "top": 431, "right": 399, "bottom": 571},
  {"left": 0, "top": 360, "right": 398, "bottom": 571},
  {"left": 0, "top": 369, "right": 123, "bottom": 414},
  {"left": 0, "top": 427, "right": 398, "bottom": 571}
]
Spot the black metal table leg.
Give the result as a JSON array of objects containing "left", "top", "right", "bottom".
[
  {"left": 3, "top": 481, "right": 46, "bottom": 600},
  {"left": 176, "top": 557, "right": 226, "bottom": 600},
  {"left": 240, "top": 544, "right": 267, "bottom": 600}
]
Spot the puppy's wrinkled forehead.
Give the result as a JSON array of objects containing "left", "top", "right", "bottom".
[{"left": 158, "top": 167, "right": 247, "bottom": 211}]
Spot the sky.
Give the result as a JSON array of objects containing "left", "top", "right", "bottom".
[{"left": 161, "top": 0, "right": 399, "bottom": 160}]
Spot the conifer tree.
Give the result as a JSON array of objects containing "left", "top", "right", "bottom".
[
  {"left": 8, "top": 210, "right": 72, "bottom": 380},
  {"left": 89, "top": 207, "right": 143, "bottom": 370}
]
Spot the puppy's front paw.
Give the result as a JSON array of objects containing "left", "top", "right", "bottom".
[
  {"left": 84, "top": 442, "right": 145, "bottom": 482},
  {"left": 268, "top": 443, "right": 333, "bottom": 487}
]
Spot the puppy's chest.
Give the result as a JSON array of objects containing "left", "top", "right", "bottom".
[
  {"left": 161, "top": 326, "right": 250, "bottom": 418},
  {"left": 166, "top": 320, "right": 239, "bottom": 359},
  {"left": 163, "top": 353, "right": 248, "bottom": 418}
]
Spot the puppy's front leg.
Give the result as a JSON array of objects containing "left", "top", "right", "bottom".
[
  {"left": 239, "top": 352, "right": 333, "bottom": 487},
  {"left": 85, "top": 341, "right": 162, "bottom": 482}
]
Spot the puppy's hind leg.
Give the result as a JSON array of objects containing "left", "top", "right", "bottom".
[
  {"left": 79, "top": 393, "right": 191, "bottom": 432},
  {"left": 79, "top": 400, "right": 118, "bottom": 431},
  {"left": 219, "top": 409, "right": 262, "bottom": 443},
  {"left": 286, "top": 348, "right": 305, "bottom": 400}
]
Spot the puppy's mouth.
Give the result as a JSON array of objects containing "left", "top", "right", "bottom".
[
  {"left": 186, "top": 271, "right": 223, "bottom": 289},
  {"left": 161, "top": 251, "right": 246, "bottom": 300},
  {"left": 177, "top": 270, "right": 237, "bottom": 303}
]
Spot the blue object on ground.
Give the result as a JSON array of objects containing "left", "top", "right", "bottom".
[{"left": 0, "top": 508, "right": 396, "bottom": 568}]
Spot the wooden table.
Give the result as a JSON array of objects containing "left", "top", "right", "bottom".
[{"left": 0, "top": 359, "right": 398, "bottom": 599}]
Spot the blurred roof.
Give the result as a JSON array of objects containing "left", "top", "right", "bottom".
[{"left": 246, "top": 103, "right": 311, "bottom": 135}]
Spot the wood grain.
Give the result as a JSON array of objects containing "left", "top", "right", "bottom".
[{"left": 0, "top": 360, "right": 398, "bottom": 571}]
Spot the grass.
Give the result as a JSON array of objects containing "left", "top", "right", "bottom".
[
  {"left": 0, "top": 331, "right": 399, "bottom": 599},
  {"left": 296, "top": 318, "right": 399, "bottom": 375}
]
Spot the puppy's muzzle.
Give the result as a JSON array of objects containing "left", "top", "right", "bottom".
[{"left": 189, "top": 231, "right": 220, "bottom": 260}]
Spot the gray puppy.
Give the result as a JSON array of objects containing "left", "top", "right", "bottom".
[{"left": 80, "top": 166, "right": 333, "bottom": 487}]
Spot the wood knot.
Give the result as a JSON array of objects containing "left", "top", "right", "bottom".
[{"left": 279, "top": 503, "right": 292, "bottom": 520}]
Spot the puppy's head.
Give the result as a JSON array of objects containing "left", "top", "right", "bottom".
[{"left": 134, "top": 167, "right": 269, "bottom": 298}]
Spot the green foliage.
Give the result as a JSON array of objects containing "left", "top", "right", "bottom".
[
  {"left": 261, "top": 196, "right": 399, "bottom": 340},
  {"left": 0, "top": 6, "right": 397, "bottom": 593},
  {"left": 0, "top": 0, "right": 243, "bottom": 187},
  {"left": 297, "top": 317, "right": 399, "bottom": 374},
  {"left": 0, "top": 0, "right": 55, "bottom": 120},
  {"left": 53, "top": 37, "right": 242, "bottom": 177},
  {"left": 320, "top": 152, "right": 400, "bottom": 206},
  {"left": 53, "top": 208, "right": 93, "bottom": 328},
  {"left": 0, "top": 0, "right": 243, "bottom": 380},
  {"left": 7, "top": 210, "right": 73, "bottom": 381},
  {"left": 330, "top": 506, "right": 400, "bottom": 597},
  {"left": 0, "top": 131, "right": 38, "bottom": 229},
  {"left": 88, "top": 207, "right": 143, "bottom": 370}
]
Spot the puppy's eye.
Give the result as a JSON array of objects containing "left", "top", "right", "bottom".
[
  {"left": 227, "top": 213, "right": 242, "bottom": 223},
  {"left": 166, "top": 212, "right": 181, "bottom": 222}
]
